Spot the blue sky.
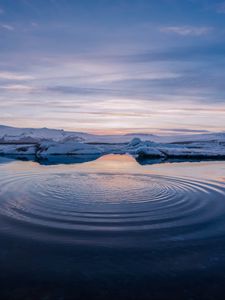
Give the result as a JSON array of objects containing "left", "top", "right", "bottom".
[{"left": 0, "top": 0, "right": 225, "bottom": 134}]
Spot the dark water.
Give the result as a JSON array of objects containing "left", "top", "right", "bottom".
[{"left": 0, "top": 155, "right": 225, "bottom": 300}]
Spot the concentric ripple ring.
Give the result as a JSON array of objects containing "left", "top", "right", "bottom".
[{"left": 0, "top": 170, "right": 225, "bottom": 246}]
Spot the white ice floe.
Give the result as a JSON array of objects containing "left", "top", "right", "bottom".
[
  {"left": 1, "top": 124, "right": 225, "bottom": 144},
  {"left": 37, "top": 142, "right": 103, "bottom": 157},
  {"left": 126, "top": 139, "right": 165, "bottom": 157},
  {"left": 158, "top": 146, "right": 225, "bottom": 158},
  {"left": 0, "top": 125, "right": 225, "bottom": 160},
  {"left": 0, "top": 144, "right": 37, "bottom": 155}
]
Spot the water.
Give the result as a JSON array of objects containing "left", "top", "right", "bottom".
[{"left": 0, "top": 155, "right": 225, "bottom": 299}]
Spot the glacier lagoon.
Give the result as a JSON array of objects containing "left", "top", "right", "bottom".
[{"left": 0, "top": 154, "right": 225, "bottom": 299}]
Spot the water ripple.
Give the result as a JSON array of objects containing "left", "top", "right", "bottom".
[{"left": 0, "top": 171, "right": 225, "bottom": 246}]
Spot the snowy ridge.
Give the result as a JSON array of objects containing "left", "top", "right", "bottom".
[
  {"left": 0, "top": 125, "right": 225, "bottom": 160},
  {"left": 0, "top": 124, "right": 225, "bottom": 144},
  {"left": 0, "top": 125, "right": 90, "bottom": 143}
]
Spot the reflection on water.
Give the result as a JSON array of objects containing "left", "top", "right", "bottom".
[
  {"left": 2, "top": 152, "right": 225, "bottom": 168},
  {"left": 0, "top": 153, "right": 102, "bottom": 165},
  {"left": 0, "top": 155, "right": 225, "bottom": 299}
]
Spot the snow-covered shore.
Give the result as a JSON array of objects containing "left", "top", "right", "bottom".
[{"left": 0, "top": 125, "right": 225, "bottom": 161}]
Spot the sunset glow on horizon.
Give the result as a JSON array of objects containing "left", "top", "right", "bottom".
[{"left": 0, "top": 0, "right": 225, "bottom": 134}]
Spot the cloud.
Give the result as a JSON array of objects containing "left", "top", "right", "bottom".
[
  {"left": 46, "top": 86, "right": 110, "bottom": 95},
  {"left": 0, "top": 84, "right": 34, "bottom": 92},
  {"left": 160, "top": 26, "right": 213, "bottom": 36},
  {"left": 113, "top": 43, "right": 225, "bottom": 63},
  {"left": 45, "top": 85, "right": 138, "bottom": 99},
  {"left": 31, "top": 22, "right": 39, "bottom": 28},
  {"left": 1, "top": 24, "right": 15, "bottom": 31},
  {"left": 0, "top": 71, "right": 34, "bottom": 81},
  {"left": 216, "top": 1, "right": 225, "bottom": 13},
  {"left": 159, "top": 128, "right": 210, "bottom": 133}
]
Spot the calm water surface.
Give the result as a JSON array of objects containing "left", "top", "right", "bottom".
[{"left": 0, "top": 155, "right": 225, "bottom": 300}]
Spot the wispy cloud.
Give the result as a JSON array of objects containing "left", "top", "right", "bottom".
[
  {"left": 216, "top": 2, "right": 225, "bottom": 13},
  {"left": 0, "top": 0, "right": 224, "bottom": 133},
  {"left": 0, "top": 71, "right": 34, "bottom": 81},
  {"left": 31, "top": 22, "right": 39, "bottom": 28},
  {"left": 160, "top": 26, "right": 213, "bottom": 36},
  {"left": 1, "top": 24, "right": 15, "bottom": 31},
  {"left": 116, "top": 43, "right": 225, "bottom": 63},
  {"left": 0, "top": 84, "right": 34, "bottom": 92},
  {"left": 159, "top": 128, "right": 210, "bottom": 134}
]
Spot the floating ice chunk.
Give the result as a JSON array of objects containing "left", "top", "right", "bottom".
[
  {"left": 37, "top": 141, "right": 103, "bottom": 157},
  {"left": 0, "top": 144, "right": 37, "bottom": 155}
]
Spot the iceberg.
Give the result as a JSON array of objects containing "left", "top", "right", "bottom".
[
  {"left": 0, "top": 125, "right": 225, "bottom": 162},
  {"left": 37, "top": 141, "right": 103, "bottom": 157}
]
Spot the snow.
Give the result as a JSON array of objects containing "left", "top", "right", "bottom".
[
  {"left": 132, "top": 146, "right": 165, "bottom": 157},
  {"left": 0, "top": 125, "right": 225, "bottom": 161},
  {"left": 128, "top": 138, "right": 142, "bottom": 147},
  {"left": 126, "top": 139, "right": 165, "bottom": 157},
  {"left": 37, "top": 142, "right": 103, "bottom": 157},
  {"left": 0, "top": 125, "right": 88, "bottom": 143},
  {"left": 158, "top": 146, "right": 225, "bottom": 158},
  {"left": 0, "top": 144, "right": 37, "bottom": 155},
  {"left": 0, "top": 124, "right": 225, "bottom": 144}
]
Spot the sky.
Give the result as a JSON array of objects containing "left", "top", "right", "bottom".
[{"left": 0, "top": 0, "right": 225, "bottom": 135}]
